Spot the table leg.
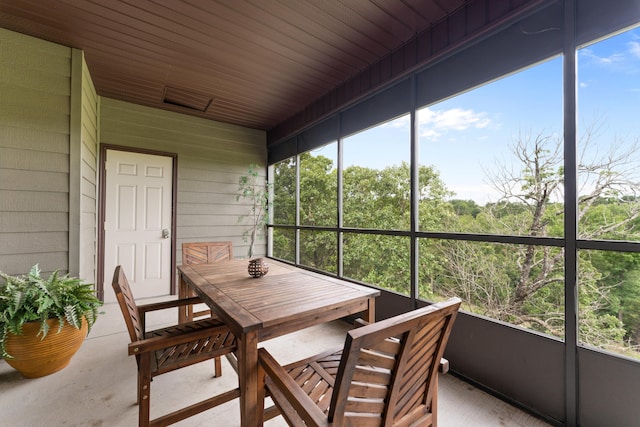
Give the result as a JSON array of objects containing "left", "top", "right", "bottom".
[
  {"left": 177, "top": 274, "right": 192, "bottom": 324},
  {"left": 364, "top": 297, "right": 376, "bottom": 323},
  {"left": 237, "top": 331, "right": 260, "bottom": 427}
]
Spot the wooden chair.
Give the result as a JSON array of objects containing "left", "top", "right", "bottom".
[
  {"left": 257, "top": 297, "right": 461, "bottom": 426},
  {"left": 112, "top": 266, "right": 239, "bottom": 427},
  {"left": 179, "top": 241, "right": 233, "bottom": 321}
]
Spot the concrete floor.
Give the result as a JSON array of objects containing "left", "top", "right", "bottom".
[{"left": 0, "top": 298, "right": 552, "bottom": 426}]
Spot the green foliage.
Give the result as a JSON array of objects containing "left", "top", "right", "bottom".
[
  {"left": 270, "top": 130, "right": 640, "bottom": 359},
  {"left": 273, "top": 158, "right": 296, "bottom": 225},
  {"left": 300, "top": 230, "right": 337, "bottom": 273},
  {"left": 343, "top": 234, "right": 411, "bottom": 294},
  {"left": 449, "top": 199, "right": 482, "bottom": 218},
  {"left": 0, "top": 265, "right": 103, "bottom": 358},
  {"left": 300, "top": 153, "right": 337, "bottom": 227}
]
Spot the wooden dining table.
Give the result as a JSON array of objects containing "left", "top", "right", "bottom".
[{"left": 177, "top": 258, "right": 380, "bottom": 427}]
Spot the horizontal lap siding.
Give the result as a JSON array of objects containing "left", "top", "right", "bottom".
[
  {"left": 80, "top": 56, "right": 98, "bottom": 284},
  {"left": 99, "top": 98, "right": 266, "bottom": 261},
  {"left": 0, "top": 28, "right": 71, "bottom": 276}
]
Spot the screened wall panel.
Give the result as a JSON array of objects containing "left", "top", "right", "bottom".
[{"left": 265, "top": 2, "right": 640, "bottom": 425}]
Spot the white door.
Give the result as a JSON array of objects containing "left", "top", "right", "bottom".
[{"left": 103, "top": 150, "right": 173, "bottom": 303}]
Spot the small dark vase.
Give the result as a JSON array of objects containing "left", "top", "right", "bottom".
[{"left": 248, "top": 258, "right": 269, "bottom": 278}]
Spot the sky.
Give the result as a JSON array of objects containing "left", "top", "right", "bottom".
[{"left": 313, "top": 25, "right": 640, "bottom": 205}]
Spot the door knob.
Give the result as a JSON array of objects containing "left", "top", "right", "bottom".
[{"left": 162, "top": 229, "right": 171, "bottom": 239}]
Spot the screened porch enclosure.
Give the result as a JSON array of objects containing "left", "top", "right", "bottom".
[
  {"left": 1, "top": 0, "right": 640, "bottom": 426},
  {"left": 266, "top": 2, "right": 640, "bottom": 426}
]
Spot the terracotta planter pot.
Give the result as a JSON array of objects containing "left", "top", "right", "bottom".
[{"left": 4, "top": 317, "right": 88, "bottom": 378}]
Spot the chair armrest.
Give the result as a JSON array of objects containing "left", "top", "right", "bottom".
[
  {"left": 128, "top": 322, "right": 232, "bottom": 355},
  {"left": 258, "top": 348, "right": 328, "bottom": 427},
  {"left": 439, "top": 358, "right": 449, "bottom": 374},
  {"left": 137, "top": 297, "right": 204, "bottom": 314}
]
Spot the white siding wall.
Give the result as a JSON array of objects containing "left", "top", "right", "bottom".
[
  {"left": 99, "top": 98, "right": 267, "bottom": 262},
  {"left": 0, "top": 28, "right": 71, "bottom": 276}
]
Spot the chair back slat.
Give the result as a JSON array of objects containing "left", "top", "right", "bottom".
[
  {"left": 111, "top": 266, "right": 144, "bottom": 342},
  {"left": 368, "top": 337, "right": 402, "bottom": 355},
  {"left": 358, "top": 343, "right": 398, "bottom": 370},
  {"left": 182, "top": 241, "right": 232, "bottom": 265},
  {"left": 329, "top": 298, "right": 461, "bottom": 426},
  {"left": 352, "top": 365, "right": 392, "bottom": 386},
  {"left": 181, "top": 241, "right": 233, "bottom": 320}
]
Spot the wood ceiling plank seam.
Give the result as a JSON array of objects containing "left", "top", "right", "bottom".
[
  {"left": 3, "top": 1, "right": 180, "bottom": 71},
  {"left": 375, "top": 0, "right": 440, "bottom": 31},
  {"left": 360, "top": 0, "right": 423, "bottom": 40},
  {"left": 90, "top": 72, "right": 161, "bottom": 91},
  {"left": 209, "top": 100, "right": 289, "bottom": 122},
  {"left": 121, "top": 88, "right": 290, "bottom": 123},
  {"left": 402, "top": 0, "right": 449, "bottom": 28},
  {"left": 261, "top": 0, "right": 390, "bottom": 62},
  {"left": 179, "top": 0, "right": 364, "bottom": 76},
  {"left": 182, "top": 0, "right": 360, "bottom": 81},
  {"left": 431, "top": 0, "right": 465, "bottom": 21},
  {"left": 0, "top": 3, "right": 81, "bottom": 50},
  {"left": 76, "top": 27, "right": 335, "bottom": 110},
  {"left": 110, "top": 0, "right": 352, "bottom": 88},
  {"left": 315, "top": 0, "right": 408, "bottom": 50},
  {"left": 58, "top": 0, "right": 328, "bottom": 103},
  {"left": 86, "top": 46, "right": 331, "bottom": 107},
  {"left": 175, "top": 10, "right": 352, "bottom": 82},
  {"left": 204, "top": 0, "right": 372, "bottom": 70},
  {"left": 398, "top": 0, "right": 442, "bottom": 25},
  {"left": 71, "top": 0, "right": 338, "bottom": 91}
]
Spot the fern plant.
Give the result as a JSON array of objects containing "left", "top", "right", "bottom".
[{"left": 0, "top": 264, "right": 102, "bottom": 358}]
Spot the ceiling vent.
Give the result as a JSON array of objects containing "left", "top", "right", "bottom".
[{"left": 162, "top": 86, "right": 213, "bottom": 112}]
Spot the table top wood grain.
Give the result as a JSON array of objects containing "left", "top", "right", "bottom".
[{"left": 178, "top": 259, "right": 379, "bottom": 338}]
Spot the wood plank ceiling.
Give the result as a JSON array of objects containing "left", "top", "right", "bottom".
[
  {"left": 0, "top": 0, "right": 471, "bottom": 131},
  {"left": 0, "top": 0, "right": 473, "bottom": 131}
]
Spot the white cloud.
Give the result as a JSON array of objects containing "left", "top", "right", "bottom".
[
  {"left": 383, "top": 116, "right": 410, "bottom": 128},
  {"left": 447, "top": 183, "right": 500, "bottom": 205},
  {"left": 418, "top": 107, "right": 491, "bottom": 140},
  {"left": 629, "top": 41, "right": 640, "bottom": 58},
  {"left": 580, "top": 48, "right": 625, "bottom": 66}
]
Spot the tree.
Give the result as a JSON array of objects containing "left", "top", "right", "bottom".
[
  {"left": 269, "top": 123, "right": 640, "bottom": 356},
  {"left": 449, "top": 123, "right": 640, "bottom": 350},
  {"left": 237, "top": 164, "right": 271, "bottom": 258}
]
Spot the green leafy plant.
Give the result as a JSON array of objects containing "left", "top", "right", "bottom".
[
  {"left": 237, "top": 164, "right": 272, "bottom": 258},
  {"left": 0, "top": 264, "right": 102, "bottom": 358}
]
